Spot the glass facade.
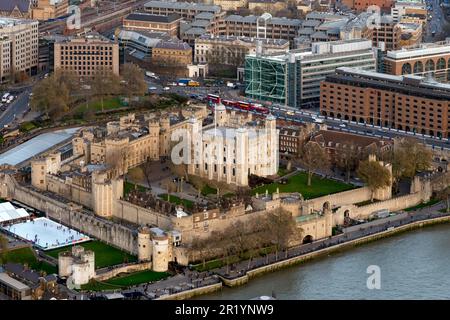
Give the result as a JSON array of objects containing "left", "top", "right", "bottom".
[{"left": 244, "top": 55, "right": 288, "bottom": 105}]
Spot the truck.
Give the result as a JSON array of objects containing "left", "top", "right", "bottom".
[
  {"left": 146, "top": 71, "right": 159, "bottom": 79},
  {"left": 178, "top": 78, "right": 191, "bottom": 86},
  {"left": 373, "top": 209, "right": 390, "bottom": 219},
  {"left": 188, "top": 80, "right": 200, "bottom": 87}
]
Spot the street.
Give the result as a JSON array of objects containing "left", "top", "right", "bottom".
[{"left": 0, "top": 88, "right": 32, "bottom": 129}]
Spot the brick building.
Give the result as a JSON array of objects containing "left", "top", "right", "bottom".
[{"left": 320, "top": 67, "right": 449, "bottom": 139}]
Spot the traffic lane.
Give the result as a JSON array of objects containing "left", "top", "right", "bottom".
[
  {"left": 271, "top": 108, "right": 449, "bottom": 148},
  {"left": 0, "top": 89, "right": 31, "bottom": 128}
]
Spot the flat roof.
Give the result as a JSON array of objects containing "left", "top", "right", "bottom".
[
  {"left": 386, "top": 43, "right": 450, "bottom": 59},
  {"left": 0, "top": 128, "right": 79, "bottom": 166},
  {"left": 125, "top": 13, "right": 181, "bottom": 23},
  {"left": 144, "top": 1, "right": 221, "bottom": 13},
  {"left": 0, "top": 273, "right": 30, "bottom": 291}
]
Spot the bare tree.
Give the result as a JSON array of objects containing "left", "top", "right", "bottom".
[
  {"left": 263, "top": 208, "right": 297, "bottom": 261},
  {"left": 299, "top": 141, "right": 329, "bottom": 186},
  {"left": 357, "top": 159, "right": 392, "bottom": 202},
  {"left": 89, "top": 68, "right": 121, "bottom": 112},
  {"left": 141, "top": 159, "right": 153, "bottom": 191},
  {"left": 120, "top": 63, "right": 147, "bottom": 107},
  {"left": 335, "top": 143, "right": 362, "bottom": 182},
  {"left": 393, "top": 138, "right": 433, "bottom": 179}
]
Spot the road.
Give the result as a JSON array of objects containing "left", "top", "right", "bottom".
[
  {"left": 264, "top": 104, "right": 450, "bottom": 150},
  {"left": 424, "top": 0, "right": 449, "bottom": 41},
  {"left": 0, "top": 88, "right": 32, "bottom": 129}
]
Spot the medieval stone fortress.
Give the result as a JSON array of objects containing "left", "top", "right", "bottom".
[{"left": 0, "top": 0, "right": 448, "bottom": 301}]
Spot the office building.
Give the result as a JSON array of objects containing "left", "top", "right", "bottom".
[
  {"left": 245, "top": 39, "right": 376, "bottom": 108},
  {"left": 0, "top": 18, "right": 39, "bottom": 82},
  {"left": 54, "top": 33, "right": 119, "bottom": 79}
]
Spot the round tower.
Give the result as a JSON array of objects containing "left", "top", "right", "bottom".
[
  {"left": 58, "top": 251, "right": 73, "bottom": 278},
  {"left": 138, "top": 227, "right": 152, "bottom": 262},
  {"left": 152, "top": 234, "right": 169, "bottom": 272},
  {"left": 215, "top": 102, "right": 227, "bottom": 126}
]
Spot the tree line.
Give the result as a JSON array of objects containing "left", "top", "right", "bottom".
[
  {"left": 189, "top": 208, "right": 298, "bottom": 273},
  {"left": 30, "top": 63, "right": 147, "bottom": 119}
]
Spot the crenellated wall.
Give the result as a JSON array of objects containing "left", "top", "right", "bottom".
[{"left": 0, "top": 173, "right": 138, "bottom": 254}]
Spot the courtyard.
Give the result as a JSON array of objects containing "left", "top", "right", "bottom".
[
  {"left": 45, "top": 241, "right": 137, "bottom": 269},
  {"left": 252, "top": 172, "right": 355, "bottom": 199}
]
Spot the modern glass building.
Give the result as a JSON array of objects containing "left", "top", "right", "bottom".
[{"left": 244, "top": 39, "right": 377, "bottom": 108}]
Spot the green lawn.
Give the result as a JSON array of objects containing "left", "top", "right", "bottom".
[
  {"left": 201, "top": 185, "right": 217, "bottom": 196},
  {"left": 124, "top": 181, "right": 149, "bottom": 197},
  {"left": 252, "top": 172, "right": 355, "bottom": 199},
  {"left": 19, "top": 121, "right": 37, "bottom": 132},
  {"left": 76, "top": 97, "right": 125, "bottom": 114},
  {"left": 81, "top": 270, "right": 169, "bottom": 292},
  {"left": 405, "top": 199, "right": 440, "bottom": 212},
  {"left": 159, "top": 194, "right": 194, "bottom": 209},
  {"left": 277, "top": 167, "right": 292, "bottom": 177},
  {"left": 45, "top": 241, "right": 137, "bottom": 269},
  {"left": 2, "top": 247, "right": 57, "bottom": 275}
]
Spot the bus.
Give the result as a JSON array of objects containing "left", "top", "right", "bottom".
[
  {"left": 252, "top": 103, "right": 269, "bottom": 114},
  {"left": 206, "top": 94, "right": 221, "bottom": 106},
  {"left": 237, "top": 101, "right": 251, "bottom": 111},
  {"left": 222, "top": 99, "right": 237, "bottom": 107}
]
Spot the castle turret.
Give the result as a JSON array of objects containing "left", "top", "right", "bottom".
[
  {"left": 152, "top": 233, "right": 169, "bottom": 272},
  {"left": 215, "top": 102, "right": 227, "bottom": 126},
  {"left": 138, "top": 227, "right": 152, "bottom": 262}
]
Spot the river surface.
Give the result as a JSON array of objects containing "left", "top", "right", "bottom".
[{"left": 196, "top": 224, "right": 450, "bottom": 300}]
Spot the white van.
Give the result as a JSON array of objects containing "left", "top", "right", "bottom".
[{"left": 2, "top": 93, "right": 10, "bottom": 103}]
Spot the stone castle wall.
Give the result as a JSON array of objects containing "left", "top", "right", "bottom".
[{"left": 0, "top": 173, "right": 137, "bottom": 254}]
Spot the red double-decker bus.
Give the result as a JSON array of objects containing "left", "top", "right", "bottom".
[
  {"left": 252, "top": 103, "right": 269, "bottom": 114},
  {"left": 206, "top": 94, "right": 221, "bottom": 106}
]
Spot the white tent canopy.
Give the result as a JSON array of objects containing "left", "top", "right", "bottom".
[{"left": 0, "top": 202, "right": 29, "bottom": 224}]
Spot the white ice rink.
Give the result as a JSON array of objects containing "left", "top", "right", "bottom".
[{"left": 3, "top": 217, "right": 90, "bottom": 250}]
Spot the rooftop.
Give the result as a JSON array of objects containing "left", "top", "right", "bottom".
[
  {"left": 125, "top": 12, "right": 181, "bottom": 23},
  {"left": 144, "top": 1, "right": 221, "bottom": 13},
  {"left": 0, "top": 128, "right": 79, "bottom": 166},
  {"left": 154, "top": 40, "right": 191, "bottom": 50},
  {"left": 386, "top": 41, "right": 450, "bottom": 59},
  {"left": 330, "top": 67, "right": 450, "bottom": 99},
  {"left": 224, "top": 14, "right": 302, "bottom": 26},
  {"left": 0, "top": 273, "right": 30, "bottom": 291},
  {"left": 0, "top": 17, "right": 36, "bottom": 28},
  {"left": 0, "top": 1, "right": 30, "bottom": 14}
]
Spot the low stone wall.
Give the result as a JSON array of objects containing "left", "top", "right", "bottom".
[
  {"left": 302, "top": 187, "right": 372, "bottom": 214},
  {"left": 352, "top": 193, "right": 424, "bottom": 219},
  {"left": 155, "top": 282, "right": 223, "bottom": 300},
  {"left": 221, "top": 215, "right": 450, "bottom": 287},
  {"left": 94, "top": 262, "right": 152, "bottom": 281}
]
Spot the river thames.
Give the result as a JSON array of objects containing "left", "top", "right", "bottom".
[{"left": 196, "top": 223, "right": 450, "bottom": 300}]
